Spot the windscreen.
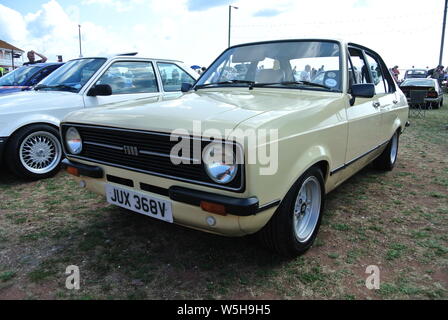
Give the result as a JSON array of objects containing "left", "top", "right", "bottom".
[
  {"left": 36, "top": 58, "right": 106, "bottom": 92},
  {"left": 196, "top": 41, "right": 341, "bottom": 91},
  {"left": 0, "top": 66, "right": 41, "bottom": 86}
]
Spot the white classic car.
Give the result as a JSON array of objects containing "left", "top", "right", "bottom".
[
  {"left": 0, "top": 54, "right": 197, "bottom": 179},
  {"left": 61, "top": 39, "right": 409, "bottom": 256}
]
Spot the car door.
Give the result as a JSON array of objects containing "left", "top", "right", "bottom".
[
  {"left": 345, "top": 47, "right": 382, "bottom": 163},
  {"left": 364, "top": 51, "right": 397, "bottom": 143},
  {"left": 83, "top": 60, "right": 161, "bottom": 107}
]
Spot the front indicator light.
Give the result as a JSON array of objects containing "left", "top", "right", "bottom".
[
  {"left": 201, "top": 201, "right": 227, "bottom": 216},
  {"left": 66, "top": 166, "right": 80, "bottom": 177}
]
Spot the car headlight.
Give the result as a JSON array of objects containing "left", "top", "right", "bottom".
[
  {"left": 202, "top": 142, "right": 238, "bottom": 184},
  {"left": 66, "top": 127, "right": 82, "bottom": 155}
]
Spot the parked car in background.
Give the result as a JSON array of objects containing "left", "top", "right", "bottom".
[
  {"left": 404, "top": 69, "right": 428, "bottom": 80},
  {"left": 400, "top": 78, "right": 443, "bottom": 108},
  {"left": 61, "top": 39, "right": 408, "bottom": 256},
  {"left": 0, "top": 63, "right": 63, "bottom": 95},
  {"left": 0, "top": 54, "right": 197, "bottom": 180}
]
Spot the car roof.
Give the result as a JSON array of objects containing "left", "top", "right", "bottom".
[
  {"left": 21, "top": 62, "right": 64, "bottom": 68},
  {"left": 66, "top": 55, "right": 184, "bottom": 64},
  {"left": 228, "top": 38, "right": 344, "bottom": 49}
]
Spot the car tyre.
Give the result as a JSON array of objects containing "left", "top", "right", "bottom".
[
  {"left": 5, "top": 124, "right": 62, "bottom": 180},
  {"left": 258, "top": 166, "right": 325, "bottom": 257},
  {"left": 373, "top": 131, "right": 399, "bottom": 171}
]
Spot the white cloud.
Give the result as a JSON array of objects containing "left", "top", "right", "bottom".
[
  {"left": 82, "top": 0, "right": 145, "bottom": 12},
  {"left": 0, "top": 0, "right": 445, "bottom": 69},
  {"left": 0, "top": 4, "right": 29, "bottom": 45}
]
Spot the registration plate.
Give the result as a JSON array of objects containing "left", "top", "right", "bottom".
[{"left": 105, "top": 184, "right": 173, "bottom": 223}]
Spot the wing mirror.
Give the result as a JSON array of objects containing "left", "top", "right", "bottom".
[
  {"left": 87, "top": 84, "right": 112, "bottom": 96},
  {"left": 351, "top": 83, "right": 375, "bottom": 98},
  {"left": 181, "top": 82, "right": 193, "bottom": 92},
  {"left": 349, "top": 83, "right": 375, "bottom": 106}
]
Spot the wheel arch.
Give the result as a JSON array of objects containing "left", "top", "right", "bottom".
[
  {"left": 282, "top": 146, "right": 331, "bottom": 202},
  {"left": 6, "top": 121, "right": 60, "bottom": 144},
  {"left": 4, "top": 121, "right": 61, "bottom": 156}
]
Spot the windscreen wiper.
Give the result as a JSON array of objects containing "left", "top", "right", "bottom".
[
  {"left": 35, "top": 84, "right": 77, "bottom": 92},
  {"left": 195, "top": 80, "right": 255, "bottom": 90},
  {"left": 252, "top": 81, "right": 334, "bottom": 91}
]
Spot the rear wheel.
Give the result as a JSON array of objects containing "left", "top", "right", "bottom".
[
  {"left": 258, "top": 166, "right": 325, "bottom": 257},
  {"left": 373, "top": 131, "right": 399, "bottom": 171},
  {"left": 5, "top": 124, "right": 62, "bottom": 180}
]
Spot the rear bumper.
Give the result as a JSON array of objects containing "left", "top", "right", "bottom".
[
  {"left": 424, "top": 97, "right": 441, "bottom": 103},
  {"left": 0, "top": 137, "right": 7, "bottom": 165},
  {"left": 406, "top": 97, "right": 441, "bottom": 104}
]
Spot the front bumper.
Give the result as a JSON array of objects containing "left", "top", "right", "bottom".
[
  {"left": 61, "top": 159, "right": 279, "bottom": 236},
  {"left": 0, "top": 137, "right": 7, "bottom": 165}
]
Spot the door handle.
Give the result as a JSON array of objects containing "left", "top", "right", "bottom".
[{"left": 372, "top": 102, "right": 380, "bottom": 108}]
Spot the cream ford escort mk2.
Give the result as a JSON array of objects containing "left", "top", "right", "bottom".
[{"left": 61, "top": 39, "right": 409, "bottom": 256}]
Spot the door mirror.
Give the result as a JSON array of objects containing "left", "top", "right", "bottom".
[
  {"left": 181, "top": 82, "right": 193, "bottom": 92},
  {"left": 351, "top": 83, "right": 375, "bottom": 98},
  {"left": 87, "top": 84, "right": 112, "bottom": 96}
]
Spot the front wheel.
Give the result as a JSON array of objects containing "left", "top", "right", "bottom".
[
  {"left": 258, "top": 167, "right": 325, "bottom": 257},
  {"left": 5, "top": 124, "right": 62, "bottom": 180},
  {"left": 373, "top": 131, "right": 399, "bottom": 171}
]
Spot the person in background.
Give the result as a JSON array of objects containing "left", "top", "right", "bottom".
[
  {"left": 197, "top": 66, "right": 207, "bottom": 75},
  {"left": 391, "top": 65, "right": 400, "bottom": 82},
  {"left": 298, "top": 65, "right": 311, "bottom": 81},
  {"left": 57, "top": 55, "right": 63, "bottom": 62},
  {"left": 23, "top": 50, "right": 47, "bottom": 65},
  {"left": 0, "top": 67, "right": 4, "bottom": 77},
  {"left": 432, "top": 65, "right": 444, "bottom": 86}
]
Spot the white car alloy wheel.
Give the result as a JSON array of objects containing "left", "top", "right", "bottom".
[
  {"left": 293, "top": 176, "right": 322, "bottom": 243},
  {"left": 19, "top": 131, "right": 62, "bottom": 174},
  {"left": 390, "top": 132, "right": 398, "bottom": 165}
]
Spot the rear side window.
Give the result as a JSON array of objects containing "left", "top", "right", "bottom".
[
  {"left": 157, "top": 63, "right": 195, "bottom": 92},
  {"left": 365, "top": 53, "right": 388, "bottom": 94}
]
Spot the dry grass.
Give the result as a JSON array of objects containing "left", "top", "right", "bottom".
[{"left": 0, "top": 102, "right": 447, "bottom": 300}]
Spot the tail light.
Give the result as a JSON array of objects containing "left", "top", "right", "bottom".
[{"left": 427, "top": 89, "right": 438, "bottom": 98}]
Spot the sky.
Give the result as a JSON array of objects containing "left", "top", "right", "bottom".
[{"left": 0, "top": 0, "right": 446, "bottom": 69}]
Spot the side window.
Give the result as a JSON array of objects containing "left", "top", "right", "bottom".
[
  {"left": 348, "top": 48, "right": 370, "bottom": 85},
  {"left": 157, "top": 63, "right": 195, "bottom": 92},
  {"left": 96, "top": 61, "right": 158, "bottom": 95},
  {"left": 365, "top": 53, "right": 388, "bottom": 94},
  {"left": 31, "top": 66, "right": 56, "bottom": 85}
]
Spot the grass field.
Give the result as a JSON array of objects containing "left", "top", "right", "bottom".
[{"left": 0, "top": 103, "right": 447, "bottom": 300}]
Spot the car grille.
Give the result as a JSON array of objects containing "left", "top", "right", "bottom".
[{"left": 61, "top": 124, "right": 244, "bottom": 192}]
